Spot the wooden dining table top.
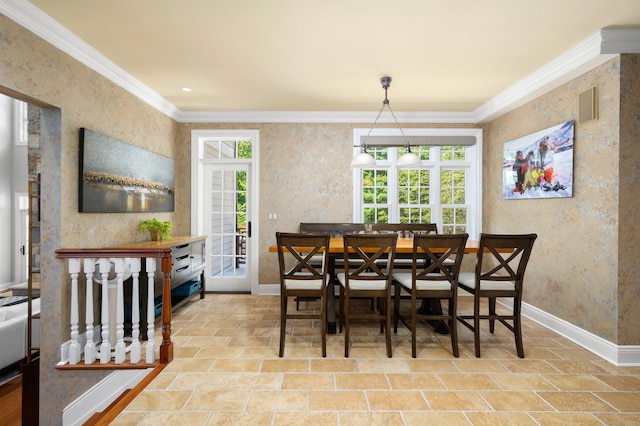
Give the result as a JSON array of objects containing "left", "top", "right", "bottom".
[{"left": 269, "top": 237, "right": 481, "bottom": 254}]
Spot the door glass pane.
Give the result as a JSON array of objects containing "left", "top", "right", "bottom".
[{"left": 208, "top": 169, "right": 246, "bottom": 279}]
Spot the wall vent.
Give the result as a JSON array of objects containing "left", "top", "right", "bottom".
[{"left": 579, "top": 86, "right": 598, "bottom": 124}]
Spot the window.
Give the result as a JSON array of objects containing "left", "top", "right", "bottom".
[{"left": 353, "top": 128, "right": 482, "bottom": 238}]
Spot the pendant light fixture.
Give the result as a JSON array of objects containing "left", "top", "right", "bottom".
[{"left": 352, "top": 76, "right": 422, "bottom": 168}]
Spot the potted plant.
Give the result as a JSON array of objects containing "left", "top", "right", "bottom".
[{"left": 139, "top": 218, "right": 173, "bottom": 241}]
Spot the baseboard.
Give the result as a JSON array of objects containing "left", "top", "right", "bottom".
[
  {"left": 62, "top": 368, "right": 153, "bottom": 426},
  {"left": 501, "top": 299, "right": 640, "bottom": 366}
]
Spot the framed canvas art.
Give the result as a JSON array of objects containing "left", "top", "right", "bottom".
[
  {"left": 503, "top": 120, "right": 574, "bottom": 200},
  {"left": 79, "top": 128, "right": 175, "bottom": 212}
]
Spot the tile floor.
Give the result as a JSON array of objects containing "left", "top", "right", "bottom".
[{"left": 113, "top": 294, "right": 640, "bottom": 425}]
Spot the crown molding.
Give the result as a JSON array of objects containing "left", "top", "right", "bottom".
[
  {"left": 0, "top": 0, "right": 180, "bottom": 119},
  {"left": 2, "top": 0, "right": 637, "bottom": 124}
]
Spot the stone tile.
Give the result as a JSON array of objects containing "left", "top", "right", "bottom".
[
  {"left": 543, "top": 374, "right": 614, "bottom": 390},
  {"left": 185, "top": 389, "right": 249, "bottom": 410},
  {"left": 311, "top": 358, "right": 359, "bottom": 372},
  {"left": 403, "top": 411, "right": 470, "bottom": 426},
  {"left": 169, "top": 372, "right": 229, "bottom": 389},
  {"left": 274, "top": 411, "right": 337, "bottom": 426},
  {"left": 528, "top": 412, "right": 604, "bottom": 425},
  {"left": 335, "top": 373, "right": 389, "bottom": 389},
  {"left": 596, "top": 374, "right": 640, "bottom": 391},
  {"left": 465, "top": 411, "right": 538, "bottom": 426},
  {"left": 538, "top": 391, "right": 617, "bottom": 411},
  {"left": 480, "top": 390, "right": 553, "bottom": 411},
  {"left": 439, "top": 373, "right": 500, "bottom": 390},
  {"left": 125, "top": 390, "right": 192, "bottom": 410},
  {"left": 262, "top": 358, "right": 310, "bottom": 373},
  {"left": 211, "top": 358, "right": 262, "bottom": 372},
  {"left": 308, "top": 390, "right": 368, "bottom": 410},
  {"left": 247, "top": 390, "right": 308, "bottom": 410},
  {"left": 423, "top": 390, "right": 491, "bottom": 410},
  {"left": 339, "top": 411, "right": 405, "bottom": 425},
  {"left": 594, "top": 391, "right": 640, "bottom": 412},
  {"left": 206, "top": 411, "right": 274, "bottom": 425},
  {"left": 387, "top": 373, "right": 444, "bottom": 390},
  {"left": 281, "top": 373, "right": 335, "bottom": 389},
  {"left": 366, "top": 390, "right": 429, "bottom": 410},
  {"left": 224, "top": 372, "right": 282, "bottom": 389},
  {"left": 488, "top": 373, "right": 556, "bottom": 390}
]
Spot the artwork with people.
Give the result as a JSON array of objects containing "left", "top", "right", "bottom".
[{"left": 503, "top": 120, "right": 574, "bottom": 199}]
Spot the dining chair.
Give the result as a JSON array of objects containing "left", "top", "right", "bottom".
[
  {"left": 276, "top": 232, "right": 331, "bottom": 357},
  {"left": 457, "top": 233, "right": 537, "bottom": 358},
  {"left": 392, "top": 233, "right": 468, "bottom": 358},
  {"left": 337, "top": 233, "right": 397, "bottom": 358}
]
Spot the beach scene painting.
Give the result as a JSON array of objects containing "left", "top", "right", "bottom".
[
  {"left": 79, "top": 128, "right": 175, "bottom": 212},
  {"left": 503, "top": 120, "right": 574, "bottom": 200}
]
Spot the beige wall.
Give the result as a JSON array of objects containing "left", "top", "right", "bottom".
[
  {"left": 618, "top": 54, "right": 640, "bottom": 345},
  {"left": 1, "top": 14, "right": 181, "bottom": 422},
  {"left": 484, "top": 56, "right": 639, "bottom": 345},
  {"left": 2, "top": 9, "right": 638, "bottom": 423},
  {"left": 176, "top": 123, "right": 478, "bottom": 285}
]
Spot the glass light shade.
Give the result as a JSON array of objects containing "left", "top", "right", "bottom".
[
  {"left": 351, "top": 151, "right": 376, "bottom": 168},
  {"left": 396, "top": 151, "right": 421, "bottom": 168}
]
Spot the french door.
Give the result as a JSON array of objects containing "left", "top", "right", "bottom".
[{"left": 203, "top": 163, "right": 252, "bottom": 292}]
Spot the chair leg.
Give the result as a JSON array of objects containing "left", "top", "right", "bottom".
[
  {"left": 279, "top": 295, "right": 287, "bottom": 357},
  {"left": 385, "top": 295, "right": 392, "bottom": 358},
  {"left": 344, "top": 293, "right": 350, "bottom": 357},
  {"left": 513, "top": 297, "right": 524, "bottom": 358},
  {"left": 338, "top": 285, "right": 344, "bottom": 333},
  {"left": 474, "top": 295, "right": 481, "bottom": 358},
  {"left": 488, "top": 297, "right": 496, "bottom": 333},
  {"left": 411, "top": 294, "right": 417, "bottom": 358},
  {"left": 379, "top": 297, "right": 384, "bottom": 333},
  {"left": 321, "top": 294, "right": 327, "bottom": 358},
  {"left": 393, "top": 284, "right": 401, "bottom": 333},
  {"left": 449, "top": 297, "right": 459, "bottom": 358}
]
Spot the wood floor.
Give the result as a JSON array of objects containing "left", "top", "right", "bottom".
[{"left": 0, "top": 374, "right": 22, "bottom": 426}]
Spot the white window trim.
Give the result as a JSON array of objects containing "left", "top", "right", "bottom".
[
  {"left": 352, "top": 127, "right": 482, "bottom": 239},
  {"left": 13, "top": 99, "right": 28, "bottom": 146}
]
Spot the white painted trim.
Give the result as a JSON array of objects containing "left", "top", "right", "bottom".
[
  {"left": 62, "top": 369, "right": 153, "bottom": 426},
  {"left": 500, "top": 299, "right": 640, "bottom": 366},
  {"left": 2, "top": 0, "right": 639, "bottom": 124}
]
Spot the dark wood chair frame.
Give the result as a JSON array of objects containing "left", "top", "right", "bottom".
[
  {"left": 457, "top": 233, "right": 537, "bottom": 358},
  {"left": 393, "top": 233, "right": 468, "bottom": 358},
  {"left": 338, "top": 233, "right": 398, "bottom": 358},
  {"left": 276, "top": 232, "right": 331, "bottom": 357}
]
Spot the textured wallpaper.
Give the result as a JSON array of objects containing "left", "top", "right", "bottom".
[
  {"left": 484, "top": 56, "right": 637, "bottom": 344},
  {"left": 1, "top": 14, "right": 178, "bottom": 421}
]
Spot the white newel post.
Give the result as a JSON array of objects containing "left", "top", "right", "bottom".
[
  {"left": 114, "top": 258, "right": 126, "bottom": 363},
  {"left": 99, "top": 258, "right": 111, "bottom": 363},
  {"left": 146, "top": 257, "right": 157, "bottom": 363},
  {"left": 68, "top": 258, "right": 81, "bottom": 365},
  {"left": 128, "top": 258, "right": 142, "bottom": 363},
  {"left": 83, "top": 258, "right": 97, "bottom": 364}
]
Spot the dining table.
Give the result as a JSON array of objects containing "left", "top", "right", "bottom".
[{"left": 269, "top": 237, "right": 482, "bottom": 334}]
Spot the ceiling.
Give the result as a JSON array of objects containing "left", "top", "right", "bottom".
[{"left": 15, "top": 1, "right": 640, "bottom": 117}]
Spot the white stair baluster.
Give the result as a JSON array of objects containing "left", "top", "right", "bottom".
[
  {"left": 146, "top": 257, "right": 157, "bottom": 363},
  {"left": 113, "top": 258, "right": 126, "bottom": 363},
  {"left": 83, "top": 258, "right": 97, "bottom": 364},
  {"left": 128, "top": 258, "right": 141, "bottom": 364},
  {"left": 99, "top": 258, "right": 111, "bottom": 364},
  {"left": 68, "top": 258, "right": 81, "bottom": 365}
]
